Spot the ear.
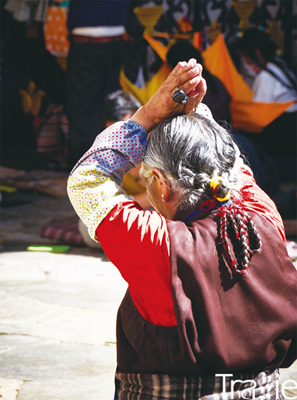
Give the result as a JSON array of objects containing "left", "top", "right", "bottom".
[{"left": 152, "top": 168, "right": 170, "bottom": 201}]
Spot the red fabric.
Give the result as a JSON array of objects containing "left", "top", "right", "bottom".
[
  {"left": 238, "top": 166, "right": 286, "bottom": 242},
  {"left": 96, "top": 168, "right": 285, "bottom": 327},
  {"left": 96, "top": 201, "right": 177, "bottom": 326},
  {"left": 40, "top": 222, "right": 84, "bottom": 245}
]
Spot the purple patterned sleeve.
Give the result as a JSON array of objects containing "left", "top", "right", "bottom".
[{"left": 70, "top": 120, "right": 148, "bottom": 184}]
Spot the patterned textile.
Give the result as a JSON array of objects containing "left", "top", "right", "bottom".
[
  {"left": 40, "top": 222, "right": 84, "bottom": 246},
  {"left": 115, "top": 369, "right": 283, "bottom": 400},
  {"left": 68, "top": 120, "right": 147, "bottom": 240},
  {"left": 44, "top": 6, "right": 70, "bottom": 57},
  {"left": 72, "top": 120, "right": 148, "bottom": 182},
  {"left": 36, "top": 104, "right": 69, "bottom": 155},
  {"left": 68, "top": 168, "right": 129, "bottom": 240}
]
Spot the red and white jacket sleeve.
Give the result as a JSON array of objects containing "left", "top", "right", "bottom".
[{"left": 67, "top": 118, "right": 177, "bottom": 326}]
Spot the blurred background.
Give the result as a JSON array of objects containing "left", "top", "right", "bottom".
[{"left": 0, "top": 1, "right": 296, "bottom": 399}]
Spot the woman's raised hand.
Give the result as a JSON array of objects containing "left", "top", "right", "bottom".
[{"left": 131, "top": 58, "right": 207, "bottom": 133}]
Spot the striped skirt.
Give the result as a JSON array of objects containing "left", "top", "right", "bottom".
[{"left": 115, "top": 369, "right": 283, "bottom": 400}]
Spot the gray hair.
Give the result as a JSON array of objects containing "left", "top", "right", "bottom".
[{"left": 140, "top": 113, "right": 242, "bottom": 210}]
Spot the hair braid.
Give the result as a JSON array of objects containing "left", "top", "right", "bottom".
[
  {"left": 245, "top": 213, "right": 262, "bottom": 251},
  {"left": 235, "top": 210, "right": 252, "bottom": 272},
  {"left": 219, "top": 203, "right": 262, "bottom": 276},
  {"left": 220, "top": 208, "right": 236, "bottom": 271},
  {"left": 228, "top": 210, "right": 240, "bottom": 241}
]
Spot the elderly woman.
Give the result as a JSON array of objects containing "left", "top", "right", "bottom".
[{"left": 67, "top": 60, "right": 297, "bottom": 400}]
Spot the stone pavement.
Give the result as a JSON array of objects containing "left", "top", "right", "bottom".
[
  {"left": 0, "top": 251, "right": 127, "bottom": 400},
  {"left": 0, "top": 175, "right": 296, "bottom": 400},
  {"left": 1, "top": 184, "right": 128, "bottom": 399}
]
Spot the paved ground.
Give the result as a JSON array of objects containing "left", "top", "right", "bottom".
[
  {"left": 1, "top": 184, "right": 128, "bottom": 399},
  {"left": 0, "top": 172, "right": 296, "bottom": 400}
]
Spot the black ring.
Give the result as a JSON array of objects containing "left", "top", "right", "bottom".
[{"left": 172, "top": 89, "right": 189, "bottom": 105}]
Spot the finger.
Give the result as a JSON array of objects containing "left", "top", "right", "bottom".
[
  {"left": 195, "top": 78, "right": 207, "bottom": 104},
  {"left": 193, "top": 78, "right": 207, "bottom": 102},
  {"left": 179, "top": 74, "right": 203, "bottom": 97},
  {"left": 170, "top": 61, "right": 188, "bottom": 77},
  {"left": 168, "top": 61, "right": 202, "bottom": 89},
  {"left": 187, "top": 58, "right": 197, "bottom": 68},
  {"left": 177, "top": 64, "right": 203, "bottom": 90},
  {"left": 188, "top": 77, "right": 207, "bottom": 99},
  {"left": 182, "top": 77, "right": 207, "bottom": 114},
  {"left": 178, "top": 63, "right": 202, "bottom": 81},
  {"left": 183, "top": 100, "right": 198, "bottom": 114}
]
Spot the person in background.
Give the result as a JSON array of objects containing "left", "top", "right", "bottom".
[
  {"left": 166, "top": 40, "right": 232, "bottom": 125},
  {"left": 237, "top": 28, "right": 297, "bottom": 181},
  {"left": 68, "top": 59, "right": 297, "bottom": 399},
  {"left": 66, "top": 0, "right": 131, "bottom": 163},
  {"left": 102, "top": 90, "right": 141, "bottom": 127}
]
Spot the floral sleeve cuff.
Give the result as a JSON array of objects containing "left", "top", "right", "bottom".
[
  {"left": 67, "top": 119, "right": 147, "bottom": 241},
  {"left": 67, "top": 166, "right": 129, "bottom": 241}
]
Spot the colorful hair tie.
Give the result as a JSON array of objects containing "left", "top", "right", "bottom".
[{"left": 209, "top": 176, "right": 230, "bottom": 202}]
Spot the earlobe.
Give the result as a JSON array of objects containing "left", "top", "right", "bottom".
[
  {"left": 162, "top": 184, "right": 170, "bottom": 202},
  {"left": 152, "top": 168, "right": 170, "bottom": 202}
]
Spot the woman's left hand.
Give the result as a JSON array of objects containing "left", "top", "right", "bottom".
[{"left": 131, "top": 58, "right": 207, "bottom": 132}]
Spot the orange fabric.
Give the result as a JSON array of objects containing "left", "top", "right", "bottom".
[
  {"left": 120, "top": 63, "right": 171, "bottom": 105},
  {"left": 202, "top": 33, "right": 253, "bottom": 101},
  {"left": 230, "top": 100, "right": 294, "bottom": 133},
  {"left": 192, "top": 31, "right": 203, "bottom": 52},
  {"left": 143, "top": 33, "right": 169, "bottom": 62},
  {"left": 122, "top": 32, "right": 293, "bottom": 133},
  {"left": 44, "top": 6, "right": 70, "bottom": 57},
  {"left": 203, "top": 34, "right": 295, "bottom": 133}
]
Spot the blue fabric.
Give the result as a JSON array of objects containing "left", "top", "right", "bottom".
[
  {"left": 71, "top": 120, "right": 147, "bottom": 185},
  {"left": 67, "top": 0, "right": 130, "bottom": 31}
]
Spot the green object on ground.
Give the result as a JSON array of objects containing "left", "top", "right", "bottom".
[
  {"left": 0, "top": 185, "right": 17, "bottom": 193},
  {"left": 27, "top": 245, "right": 70, "bottom": 253}
]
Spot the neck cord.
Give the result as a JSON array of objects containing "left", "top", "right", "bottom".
[{"left": 183, "top": 198, "right": 232, "bottom": 223}]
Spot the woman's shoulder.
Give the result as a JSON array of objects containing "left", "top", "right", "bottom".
[
  {"left": 254, "top": 66, "right": 277, "bottom": 86},
  {"left": 266, "top": 62, "right": 290, "bottom": 82},
  {"left": 258, "top": 62, "right": 296, "bottom": 91},
  {"left": 238, "top": 166, "right": 285, "bottom": 242}
]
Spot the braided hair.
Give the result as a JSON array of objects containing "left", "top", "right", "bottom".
[
  {"left": 141, "top": 113, "right": 262, "bottom": 276},
  {"left": 218, "top": 202, "right": 262, "bottom": 275}
]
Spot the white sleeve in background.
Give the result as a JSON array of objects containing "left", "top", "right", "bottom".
[{"left": 252, "top": 63, "right": 297, "bottom": 111}]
